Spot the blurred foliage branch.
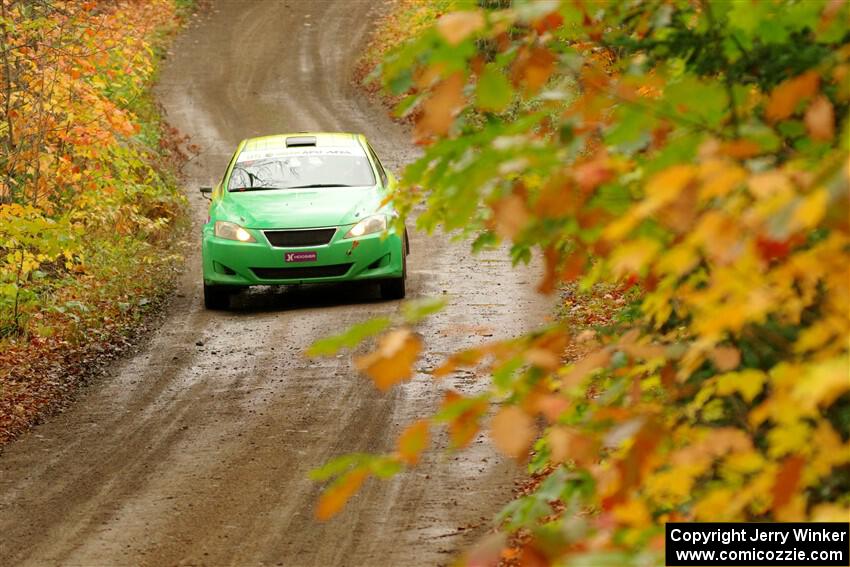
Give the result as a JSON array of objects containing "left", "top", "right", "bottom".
[{"left": 315, "top": 0, "right": 849, "bottom": 564}]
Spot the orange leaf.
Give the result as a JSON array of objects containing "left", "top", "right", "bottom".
[
  {"left": 671, "top": 428, "right": 752, "bottom": 468},
  {"left": 719, "top": 139, "right": 762, "bottom": 159},
  {"left": 354, "top": 328, "right": 422, "bottom": 391},
  {"left": 315, "top": 468, "right": 369, "bottom": 520},
  {"left": 532, "top": 11, "right": 564, "bottom": 34},
  {"left": 710, "top": 346, "right": 741, "bottom": 371},
  {"left": 548, "top": 426, "right": 598, "bottom": 466},
  {"left": 574, "top": 157, "right": 613, "bottom": 191},
  {"left": 537, "top": 246, "right": 560, "bottom": 295},
  {"left": 560, "top": 250, "right": 587, "bottom": 283},
  {"left": 772, "top": 455, "right": 805, "bottom": 514},
  {"left": 534, "top": 178, "right": 578, "bottom": 217},
  {"left": 765, "top": 70, "right": 820, "bottom": 122},
  {"left": 490, "top": 406, "right": 535, "bottom": 459},
  {"left": 562, "top": 349, "right": 611, "bottom": 389},
  {"left": 436, "top": 10, "right": 485, "bottom": 46},
  {"left": 415, "top": 72, "right": 466, "bottom": 140},
  {"left": 444, "top": 393, "right": 489, "bottom": 449},
  {"left": 512, "top": 46, "right": 557, "bottom": 94},
  {"left": 490, "top": 193, "right": 530, "bottom": 240},
  {"left": 432, "top": 346, "right": 491, "bottom": 378},
  {"left": 397, "top": 419, "right": 430, "bottom": 466},
  {"left": 804, "top": 95, "right": 835, "bottom": 141},
  {"left": 535, "top": 395, "right": 570, "bottom": 423},
  {"left": 528, "top": 328, "right": 569, "bottom": 370}
]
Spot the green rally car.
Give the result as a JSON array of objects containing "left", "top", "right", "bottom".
[{"left": 200, "top": 132, "right": 407, "bottom": 309}]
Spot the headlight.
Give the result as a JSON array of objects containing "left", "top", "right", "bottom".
[
  {"left": 214, "top": 221, "right": 256, "bottom": 242},
  {"left": 344, "top": 214, "right": 387, "bottom": 238}
]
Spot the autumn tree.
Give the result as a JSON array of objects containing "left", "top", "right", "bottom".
[
  {"left": 312, "top": 0, "right": 850, "bottom": 564},
  {"left": 0, "top": 0, "right": 186, "bottom": 442},
  {"left": 0, "top": 0, "right": 184, "bottom": 336}
]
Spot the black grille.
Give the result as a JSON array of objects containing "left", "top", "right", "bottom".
[
  {"left": 264, "top": 228, "right": 336, "bottom": 247},
  {"left": 251, "top": 264, "right": 352, "bottom": 280}
]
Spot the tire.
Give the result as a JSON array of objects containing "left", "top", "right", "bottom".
[
  {"left": 380, "top": 236, "right": 407, "bottom": 300},
  {"left": 380, "top": 276, "right": 405, "bottom": 300},
  {"left": 203, "top": 283, "right": 231, "bottom": 310}
]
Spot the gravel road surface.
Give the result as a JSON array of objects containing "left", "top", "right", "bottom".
[{"left": 0, "top": 2, "right": 549, "bottom": 565}]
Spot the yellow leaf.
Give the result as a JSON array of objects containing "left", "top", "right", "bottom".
[
  {"left": 355, "top": 328, "right": 422, "bottom": 391},
  {"left": 656, "top": 244, "right": 699, "bottom": 277},
  {"left": 812, "top": 504, "right": 850, "bottom": 522},
  {"left": 694, "top": 488, "right": 739, "bottom": 521},
  {"left": 699, "top": 159, "right": 747, "bottom": 200},
  {"left": 646, "top": 165, "right": 697, "bottom": 207},
  {"left": 609, "top": 238, "right": 662, "bottom": 277},
  {"left": 613, "top": 499, "right": 651, "bottom": 528},
  {"left": 646, "top": 465, "right": 701, "bottom": 505},
  {"left": 436, "top": 10, "right": 485, "bottom": 46},
  {"left": 723, "top": 450, "right": 766, "bottom": 476},
  {"left": 716, "top": 369, "right": 767, "bottom": 403},
  {"left": 397, "top": 419, "right": 430, "bottom": 466},
  {"left": 806, "top": 422, "right": 850, "bottom": 482},
  {"left": 767, "top": 421, "right": 811, "bottom": 458},
  {"left": 792, "top": 356, "right": 850, "bottom": 410},
  {"left": 790, "top": 188, "right": 827, "bottom": 230},
  {"left": 490, "top": 406, "right": 535, "bottom": 459}
]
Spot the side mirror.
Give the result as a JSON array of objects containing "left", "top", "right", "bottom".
[{"left": 199, "top": 186, "right": 213, "bottom": 200}]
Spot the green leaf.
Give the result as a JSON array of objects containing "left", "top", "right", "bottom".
[
  {"left": 307, "top": 317, "right": 393, "bottom": 356},
  {"left": 476, "top": 64, "right": 513, "bottom": 112},
  {"left": 309, "top": 453, "right": 374, "bottom": 481},
  {"left": 402, "top": 296, "right": 447, "bottom": 324}
]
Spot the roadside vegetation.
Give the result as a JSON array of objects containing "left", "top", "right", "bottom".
[
  {"left": 0, "top": 0, "right": 190, "bottom": 444},
  {"left": 317, "top": 0, "right": 850, "bottom": 564}
]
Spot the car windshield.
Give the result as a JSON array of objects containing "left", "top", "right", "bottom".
[{"left": 228, "top": 146, "right": 375, "bottom": 191}]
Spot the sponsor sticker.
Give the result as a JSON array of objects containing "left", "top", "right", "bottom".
[
  {"left": 285, "top": 251, "right": 317, "bottom": 263},
  {"left": 237, "top": 146, "right": 363, "bottom": 163}
]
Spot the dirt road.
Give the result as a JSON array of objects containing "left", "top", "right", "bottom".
[{"left": 0, "top": 2, "right": 549, "bottom": 565}]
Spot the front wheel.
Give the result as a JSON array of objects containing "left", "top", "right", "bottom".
[
  {"left": 380, "top": 241, "right": 407, "bottom": 300},
  {"left": 203, "top": 283, "right": 231, "bottom": 310},
  {"left": 380, "top": 277, "right": 405, "bottom": 300}
]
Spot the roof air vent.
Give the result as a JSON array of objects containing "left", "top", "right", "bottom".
[{"left": 285, "top": 136, "right": 317, "bottom": 147}]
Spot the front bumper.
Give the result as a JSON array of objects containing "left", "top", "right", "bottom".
[{"left": 202, "top": 225, "right": 404, "bottom": 287}]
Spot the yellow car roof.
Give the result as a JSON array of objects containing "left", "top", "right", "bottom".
[{"left": 241, "top": 132, "right": 363, "bottom": 152}]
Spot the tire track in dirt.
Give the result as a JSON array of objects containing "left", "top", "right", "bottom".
[{"left": 0, "top": 2, "right": 550, "bottom": 565}]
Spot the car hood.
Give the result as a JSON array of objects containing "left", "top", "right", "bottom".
[{"left": 218, "top": 186, "right": 383, "bottom": 229}]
